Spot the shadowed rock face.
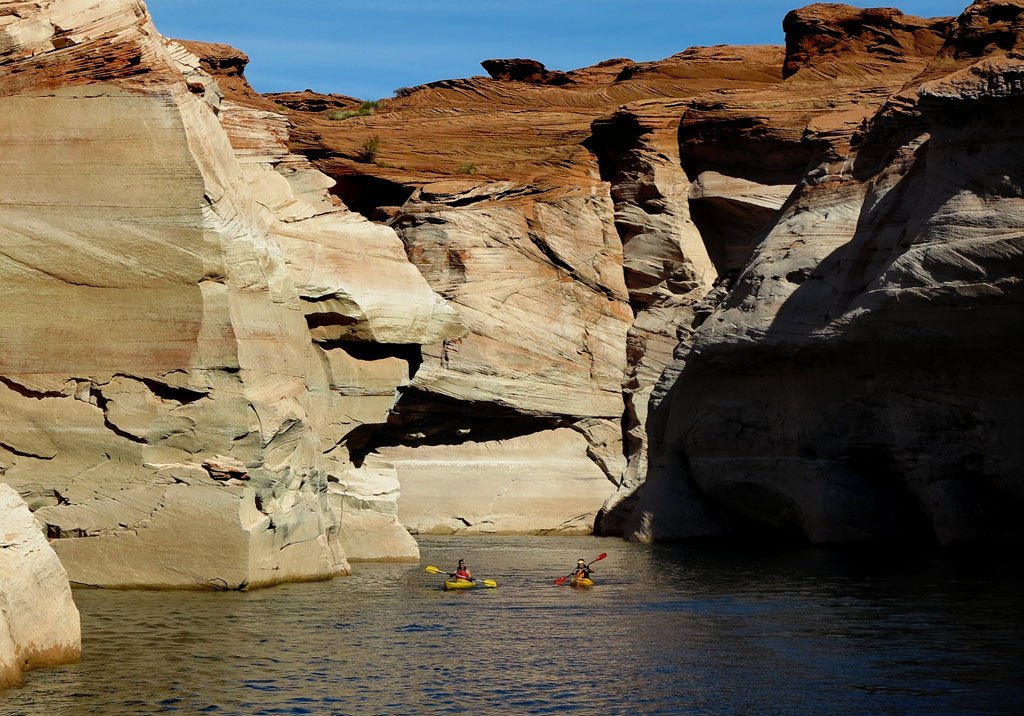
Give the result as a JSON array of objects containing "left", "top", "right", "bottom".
[
  {"left": 587, "top": 8, "right": 954, "bottom": 534},
  {"left": 627, "top": 0, "right": 1024, "bottom": 547}
]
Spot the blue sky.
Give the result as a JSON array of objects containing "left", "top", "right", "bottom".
[{"left": 147, "top": 1, "right": 972, "bottom": 101}]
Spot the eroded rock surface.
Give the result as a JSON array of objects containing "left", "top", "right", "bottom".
[
  {"left": 0, "top": 485, "right": 80, "bottom": 689},
  {"left": 191, "top": 40, "right": 626, "bottom": 538},
  {"left": 255, "top": 43, "right": 803, "bottom": 537},
  {"left": 0, "top": 1, "right": 463, "bottom": 585},
  {"left": 204, "top": 45, "right": 678, "bottom": 536},
  {"left": 177, "top": 5, "right": 989, "bottom": 544},
  {"left": 0, "top": 0, "right": 354, "bottom": 587}
]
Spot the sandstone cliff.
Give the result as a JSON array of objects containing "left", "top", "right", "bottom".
[
  {"left": 0, "top": 485, "right": 80, "bottom": 689},
  {"left": 626, "top": 1, "right": 1024, "bottom": 546},
  {"left": 0, "top": 0, "right": 350, "bottom": 587},
  {"left": 0, "top": 0, "right": 476, "bottom": 586}
]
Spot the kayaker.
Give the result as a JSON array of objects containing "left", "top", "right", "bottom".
[
  {"left": 572, "top": 558, "right": 593, "bottom": 579},
  {"left": 452, "top": 559, "right": 472, "bottom": 581}
]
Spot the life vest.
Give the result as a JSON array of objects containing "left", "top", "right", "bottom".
[{"left": 455, "top": 568, "right": 470, "bottom": 580}]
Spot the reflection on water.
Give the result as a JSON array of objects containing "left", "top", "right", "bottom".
[{"left": 3, "top": 536, "right": 1023, "bottom": 715}]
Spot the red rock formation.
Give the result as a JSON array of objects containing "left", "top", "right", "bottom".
[
  {"left": 481, "top": 58, "right": 571, "bottom": 84},
  {"left": 782, "top": 3, "right": 952, "bottom": 80},
  {"left": 271, "top": 89, "right": 363, "bottom": 113},
  {"left": 176, "top": 39, "right": 263, "bottom": 102}
]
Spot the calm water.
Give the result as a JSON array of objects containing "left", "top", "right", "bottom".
[{"left": 3, "top": 536, "right": 1023, "bottom": 715}]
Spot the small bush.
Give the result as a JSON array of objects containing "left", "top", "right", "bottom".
[
  {"left": 356, "top": 135, "right": 381, "bottom": 163},
  {"left": 327, "top": 100, "right": 379, "bottom": 121},
  {"left": 457, "top": 163, "right": 476, "bottom": 175}
]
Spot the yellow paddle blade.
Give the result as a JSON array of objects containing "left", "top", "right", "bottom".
[
  {"left": 425, "top": 566, "right": 444, "bottom": 574},
  {"left": 482, "top": 579, "right": 497, "bottom": 588}
]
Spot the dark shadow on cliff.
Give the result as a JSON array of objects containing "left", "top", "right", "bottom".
[
  {"left": 342, "top": 388, "right": 577, "bottom": 468},
  {"left": 661, "top": 98, "right": 1024, "bottom": 546},
  {"left": 330, "top": 174, "right": 415, "bottom": 221}
]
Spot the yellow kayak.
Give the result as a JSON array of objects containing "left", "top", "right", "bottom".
[
  {"left": 570, "top": 577, "right": 594, "bottom": 588},
  {"left": 444, "top": 579, "right": 477, "bottom": 590}
]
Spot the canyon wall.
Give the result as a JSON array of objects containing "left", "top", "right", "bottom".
[
  {"left": 263, "top": 44, "right": 797, "bottom": 537},
  {"left": 272, "top": 3, "right": 1004, "bottom": 546},
  {"left": 626, "top": 1, "right": 1024, "bottom": 546},
  {"left": 0, "top": 0, "right": 348, "bottom": 587},
  {"left": 0, "top": 0, "right": 476, "bottom": 587},
  {"left": 2, "top": 0, "right": 1020, "bottom": 608},
  {"left": 0, "top": 0, "right": 654, "bottom": 595},
  {"left": 190, "top": 47, "right": 637, "bottom": 538}
]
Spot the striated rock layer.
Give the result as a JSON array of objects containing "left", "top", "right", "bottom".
[
  {"left": 0, "top": 485, "right": 80, "bottom": 689},
  {"left": 188, "top": 40, "right": 631, "bottom": 538},
  {"left": 0, "top": 0, "right": 348, "bottom": 587},
  {"left": 627, "top": 1, "right": 1024, "bottom": 547},
  {"left": 173, "top": 53, "right": 467, "bottom": 559}
]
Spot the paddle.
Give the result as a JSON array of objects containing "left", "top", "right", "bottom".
[
  {"left": 554, "top": 552, "right": 606, "bottom": 585},
  {"left": 425, "top": 565, "right": 497, "bottom": 588}
]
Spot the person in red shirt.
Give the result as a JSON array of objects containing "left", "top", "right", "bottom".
[{"left": 453, "top": 559, "right": 472, "bottom": 581}]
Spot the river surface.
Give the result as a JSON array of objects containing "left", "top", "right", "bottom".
[{"left": 3, "top": 536, "right": 1023, "bottom": 715}]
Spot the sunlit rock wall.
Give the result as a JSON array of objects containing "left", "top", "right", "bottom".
[
  {"left": 203, "top": 88, "right": 467, "bottom": 560},
  {"left": 0, "top": 0, "right": 350, "bottom": 587},
  {"left": 187, "top": 41, "right": 639, "bottom": 538},
  {"left": 0, "top": 485, "right": 80, "bottom": 689},
  {"left": 382, "top": 188, "right": 631, "bottom": 533}
]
